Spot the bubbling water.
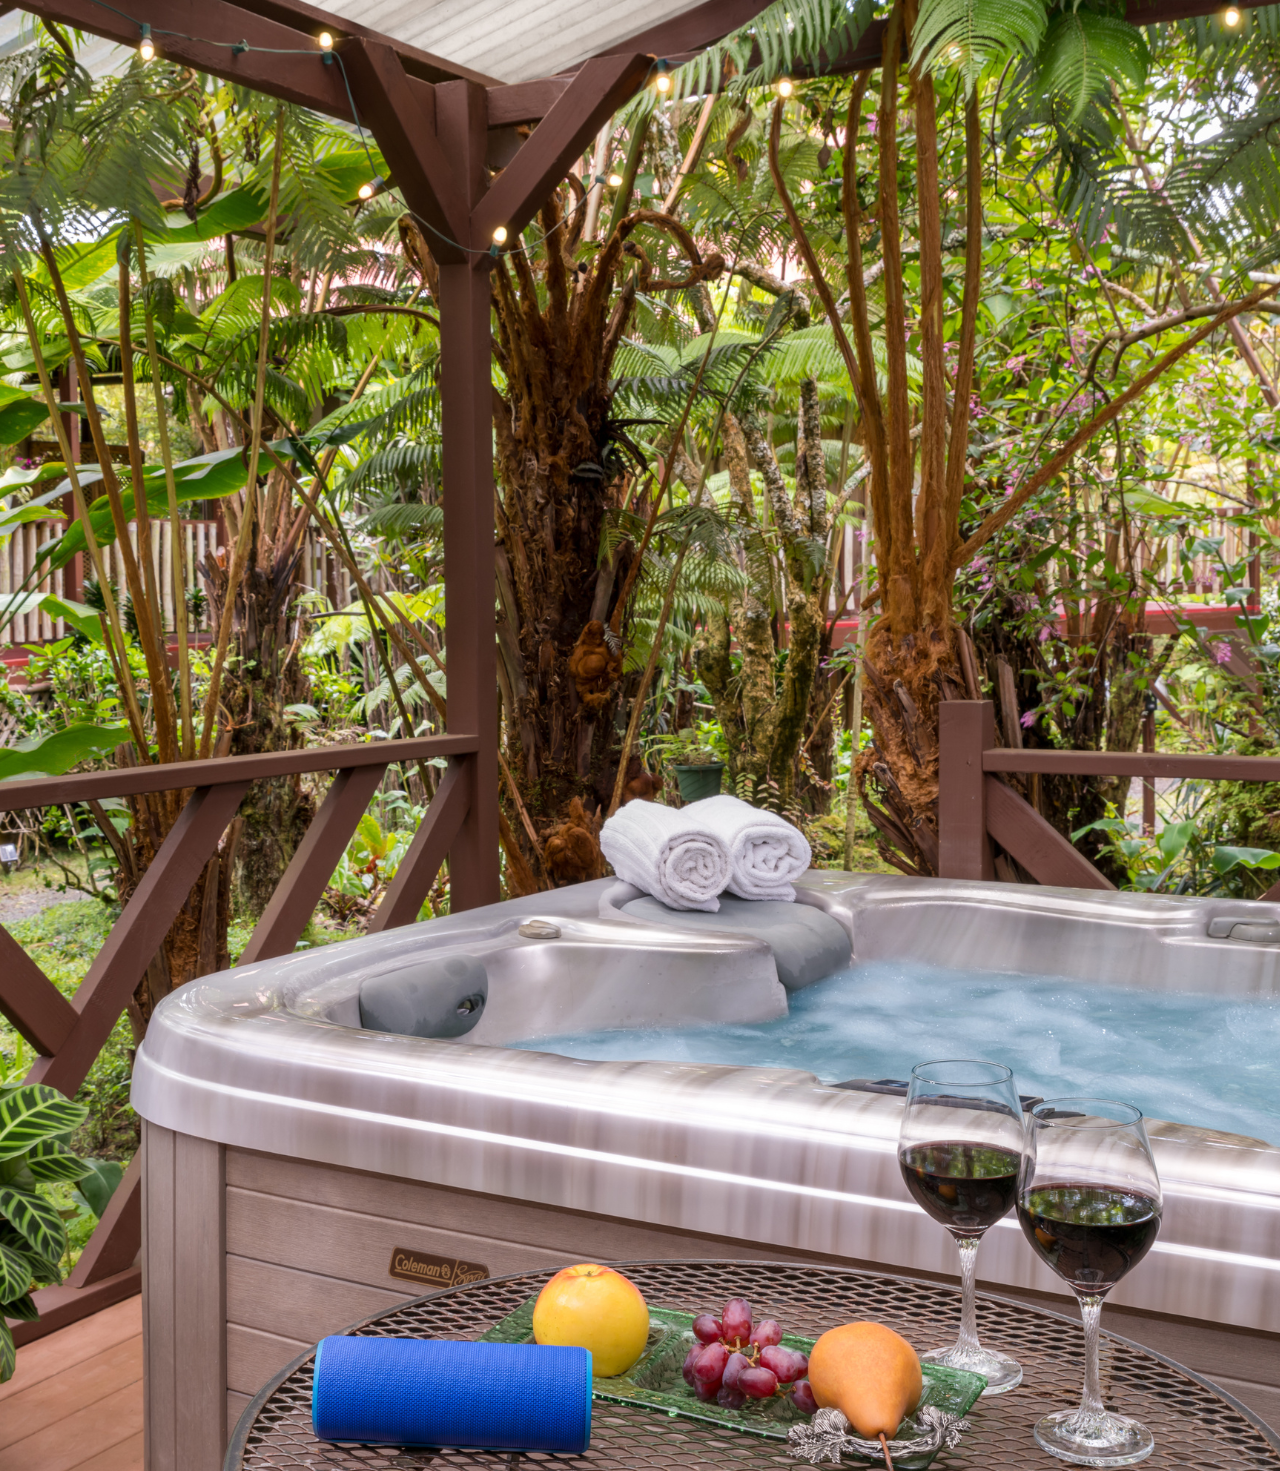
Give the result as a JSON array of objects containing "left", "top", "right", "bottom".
[{"left": 511, "top": 960, "right": 1280, "bottom": 1144}]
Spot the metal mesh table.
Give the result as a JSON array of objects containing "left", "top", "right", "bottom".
[{"left": 225, "top": 1260, "right": 1280, "bottom": 1470}]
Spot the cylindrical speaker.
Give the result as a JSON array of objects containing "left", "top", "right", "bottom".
[{"left": 311, "top": 1335, "right": 592, "bottom": 1453}]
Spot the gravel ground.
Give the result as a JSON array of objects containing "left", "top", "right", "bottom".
[{"left": 0, "top": 876, "right": 96, "bottom": 924}]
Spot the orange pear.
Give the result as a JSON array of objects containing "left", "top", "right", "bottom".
[{"left": 807, "top": 1322, "right": 923, "bottom": 1439}]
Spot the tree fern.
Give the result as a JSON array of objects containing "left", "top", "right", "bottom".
[
  {"left": 1036, "top": 10, "right": 1149, "bottom": 121},
  {"left": 913, "top": 0, "right": 1049, "bottom": 90}
]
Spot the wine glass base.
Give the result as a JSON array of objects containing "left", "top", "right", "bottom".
[
  {"left": 919, "top": 1343, "right": 1023, "bottom": 1396},
  {"left": 1033, "top": 1408, "right": 1154, "bottom": 1466}
]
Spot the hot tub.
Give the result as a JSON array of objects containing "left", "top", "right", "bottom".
[{"left": 132, "top": 873, "right": 1280, "bottom": 1470}]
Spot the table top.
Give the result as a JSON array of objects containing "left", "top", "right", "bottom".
[{"left": 225, "top": 1259, "right": 1280, "bottom": 1470}]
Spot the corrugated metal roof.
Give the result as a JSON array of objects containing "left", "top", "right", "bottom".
[
  {"left": 294, "top": 0, "right": 701, "bottom": 82},
  {"left": 0, "top": 0, "right": 717, "bottom": 86}
]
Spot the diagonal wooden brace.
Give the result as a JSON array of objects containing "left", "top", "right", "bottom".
[
  {"left": 368, "top": 756, "right": 472, "bottom": 932},
  {"left": 26, "top": 782, "right": 250, "bottom": 1098},
  {"left": 239, "top": 763, "right": 389, "bottom": 965},
  {"left": 343, "top": 39, "right": 470, "bottom": 262},
  {"left": 985, "top": 776, "right": 1115, "bottom": 891},
  {"left": 0, "top": 927, "right": 78, "bottom": 1056},
  {"left": 472, "top": 53, "right": 654, "bottom": 247}
]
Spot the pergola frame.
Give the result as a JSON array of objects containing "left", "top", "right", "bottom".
[{"left": 3, "top": 0, "right": 1260, "bottom": 911}]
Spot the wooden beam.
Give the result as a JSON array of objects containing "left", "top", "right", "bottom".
[
  {"left": 369, "top": 756, "right": 473, "bottom": 929},
  {"left": 473, "top": 54, "right": 655, "bottom": 245},
  {"left": 238, "top": 763, "right": 388, "bottom": 965},
  {"left": 10, "top": 1266, "right": 140, "bottom": 1347},
  {"left": 343, "top": 39, "right": 471, "bottom": 262},
  {"left": 985, "top": 749, "right": 1280, "bottom": 781},
  {"left": 602, "top": 0, "right": 772, "bottom": 59},
  {"left": 0, "top": 927, "right": 77, "bottom": 1055},
  {"left": 985, "top": 776, "right": 1115, "bottom": 891},
  {"left": 0, "top": 734, "right": 478, "bottom": 812},
  {"left": 26, "top": 783, "right": 250, "bottom": 1098},
  {"left": 487, "top": 77, "right": 573, "bottom": 128}
]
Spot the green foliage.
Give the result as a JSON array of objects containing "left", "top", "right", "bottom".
[
  {"left": 0, "top": 723, "right": 129, "bottom": 781},
  {"left": 0, "top": 1083, "right": 92, "bottom": 1379}
]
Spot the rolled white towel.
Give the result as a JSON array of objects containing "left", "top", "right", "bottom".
[
  {"left": 693, "top": 793, "right": 811, "bottom": 901},
  {"left": 599, "top": 800, "right": 731, "bottom": 912}
]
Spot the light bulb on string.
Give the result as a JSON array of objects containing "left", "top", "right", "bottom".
[
  {"left": 607, "top": 172, "right": 624, "bottom": 188},
  {"left": 776, "top": 77, "right": 794, "bottom": 97},
  {"left": 1223, "top": 6, "right": 1242, "bottom": 24},
  {"left": 138, "top": 24, "right": 155, "bottom": 61},
  {"left": 358, "top": 175, "right": 384, "bottom": 201},
  {"left": 654, "top": 61, "right": 671, "bottom": 94},
  {"left": 318, "top": 31, "right": 334, "bottom": 49},
  {"left": 492, "top": 225, "right": 509, "bottom": 245}
]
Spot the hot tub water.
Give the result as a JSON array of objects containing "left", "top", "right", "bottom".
[{"left": 512, "top": 960, "right": 1280, "bottom": 1144}]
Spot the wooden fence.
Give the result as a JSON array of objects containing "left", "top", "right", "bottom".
[
  {"left": 938, "top": 700, "right": 1280, "bottom": 900},
  {"left": 0, "top": 735, "right": 478, "bottom": 1343},
  {"left": 1, "top": 519, "right": 355, "bottom": 648}
]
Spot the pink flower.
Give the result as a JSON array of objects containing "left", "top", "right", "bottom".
[
  {"left": 1020, "top": 710, "right": 1038, "bottom": 728},
  {"left": 866, "top": 115, "right": 878, "bottom": 134},
  {"left": 1211, "top": 641, "right": 1232, "bottom": 666},
  {"left": 1038, "top": 626, "right": 1051, "bottom": 643}
]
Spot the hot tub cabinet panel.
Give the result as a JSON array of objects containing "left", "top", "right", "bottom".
[{"left": 133, "top": 875, "right": 1280, "bottom": 1470}]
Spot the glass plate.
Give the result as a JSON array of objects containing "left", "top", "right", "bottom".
[{"left": 480, "top": 1297, "right": 986, "bottom": 1467}]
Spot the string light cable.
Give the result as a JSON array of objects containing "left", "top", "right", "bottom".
[{"left": 67, "top": 0, "right": 669, "bottom": 263}]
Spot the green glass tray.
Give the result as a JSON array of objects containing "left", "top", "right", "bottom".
[{"left": 480, "top": 1297, "right": 986, "bottom": 1467}]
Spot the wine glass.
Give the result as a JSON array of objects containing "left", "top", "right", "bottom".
[
  {"left": 898, "top": 1060, "right": 1025, "bottom": 1394},
  {"left": 1018, "top": 1099, "right": 1162, "bottom": 1466}
]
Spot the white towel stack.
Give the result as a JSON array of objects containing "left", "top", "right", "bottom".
[
  {"left": 599, "top": 794, "right": 811, "bottom": 909},
  {"left": 598, "top": 798, "right": 732, "bottom": 911},
  {"left": 695, "top": 794, "right": 812, "bottom": 901}
]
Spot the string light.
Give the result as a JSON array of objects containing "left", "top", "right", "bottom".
[
  {"left": 654, "top": 61, "right": 671, "bottom": 94},
  {"left": 357, "top": 174, "right": 384, "bottom": 200},
  {"left": 607, "top": 172, "right": 624, "bottom": 188},
  {"left": 318, "top": 31, "right": 334, "bottom": 49},
  {"left": 138, "top": 23, "right": 155, "bottom": 60},
  {"left": 1223, "top": 5, "right": 1241, "bottom": 23},
  {"left": 776, "top": 77, "right": 794, "bottom": 97},
  {"left": 492, "top": 225, "right": 509, "bottom": 244}
]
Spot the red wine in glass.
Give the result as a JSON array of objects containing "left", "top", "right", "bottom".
[
  {"left": 1018, "top": 1101, "right": 1163, "bottom": 1466},
  {"left": 897, "top": 1062, "right": 1025, "bottom": 1396},
  {"left": 899, "top": 1141, "right": 1021, "bottom": 1235}
]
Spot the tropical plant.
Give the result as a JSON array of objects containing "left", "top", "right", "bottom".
[{"left": 0, "top": 1082, "right": 93, "bottom": 1380}]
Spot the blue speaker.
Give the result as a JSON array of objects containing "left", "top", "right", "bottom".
[{"left": 312, "top": 1335, "right": 592, "bottom": 1453}]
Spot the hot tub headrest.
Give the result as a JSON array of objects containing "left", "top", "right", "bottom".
[
  {"left": 359, "top": 954, "right": 488, "bottom": 1039},
  {"left": 620, "top": 894, "right": 850, "bottom": 991}
]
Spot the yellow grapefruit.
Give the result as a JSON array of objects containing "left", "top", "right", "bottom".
[{"left": 532, "top": 1263, "right": 650, "bottom": 1376}]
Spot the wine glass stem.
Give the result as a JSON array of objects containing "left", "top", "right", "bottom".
[
  {"left": 1077, "top": 1293, "right": 1106, "bottom": 1417},
  {"left": 955, "top": 1236, "right": 982, "bottom": 1352}
]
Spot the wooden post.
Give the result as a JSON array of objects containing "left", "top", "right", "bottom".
[
  {"left": 437, "top": 79, "right": 500, "bottom": 911},
  {"left": 938, "top": 701, "right": 995, "bottom": 880}
]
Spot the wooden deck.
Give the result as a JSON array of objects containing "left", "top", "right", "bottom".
[{"left": 0, "top": 1296, "right": 143, "bottom": 1471}]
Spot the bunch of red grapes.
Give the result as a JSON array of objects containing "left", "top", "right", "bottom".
[{"left": 681, "top": 1297, "right": 818, "bottom": 1413}]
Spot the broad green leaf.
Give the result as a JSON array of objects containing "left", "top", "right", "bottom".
[
  {"left": 1212, "top": 845, "right": 1280, "bottom": 873},
  {"left": 0, "top": 399, "right": 50, "bottom": 446},
  {"left": 0, "top": 1319, "right": 13, "bottom": 1383},
  {"left": 0, "top": 461, "right": 66, "bottom": 492},
  {"left": 0, "top": 725, "right": 130, "bottom": 785},
  {"left": 2, "top": 1292, "right": 39, "bottom": 1322},
  {"left": 0, "top": 1186, "right": 66, "bottom": 1262},
  {"left": 24, "top": 1140, "right": 93, "bottom": 1185},
  {"left": 0, "top": 1242, "right": 31, "bottom": 1302},
  {"left": 75, "top": 1159, "right": 123, "bottom": 1221},
  {"left": 0, "top": 1087, "right": 88, "bottom": 1159},
  {"left": 153, "top": 185, "right": 270, "bottom": 243},
  {"left": 37, "top": 597, "right": 105, "bottom": 645},
  {"left": 1156, "top": 820, "right": 1195, "bottom": 864},
  {"left": 40, "top": 233, "right": 123, "bottom": 291}
]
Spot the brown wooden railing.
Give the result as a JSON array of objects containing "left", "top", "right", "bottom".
[
  {"left": 939, "top": 701, "right": 1280, "bottom": 900},
  {"left": 0, "top": 735, "right": 479, "bottom": 1343}
]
